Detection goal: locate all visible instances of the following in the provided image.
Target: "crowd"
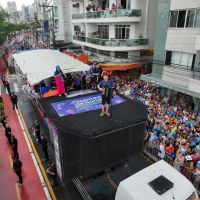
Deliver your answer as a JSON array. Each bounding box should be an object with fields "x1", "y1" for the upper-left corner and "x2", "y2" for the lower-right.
[
  {"x1": 86, "y1": 3, "x2": 118, "y2": 12},
  {"x1": 114, "y1": 76, "x2": 200, "y2": 178}
]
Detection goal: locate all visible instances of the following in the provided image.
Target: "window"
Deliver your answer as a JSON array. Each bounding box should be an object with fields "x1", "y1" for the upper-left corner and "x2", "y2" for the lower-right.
[
  {"x1": 165, "y1": 51, "x2": 196, "y2": 69},
  {"x1": 186, "y1": 10, "x2": 195, "y2": 27},
  {"x1": 177, "y1": 10, "x2": 186, "y2": 27},
  {"x1": 55, "y1": 19, "x2": 59, "y2": 29},
  {"x1": 115, "y1": 52, "x2": 128, "y2": 59},
  {"x1": 84, "y1": 47, "x2": 97, "y2": 53},
  {"x1": 194, "y1": 9, "x2": 200, "y2": 27},
  {"x1": 54, "y1": 6, "x2": 58, "y2": 17},
  {"x1": 98, "y1": 25, "x2": 109, "y2": 39},
  {"x1": 169, "y1": 9, "x2": 200, "y2": 28},
  {"x1": 99, "y1": 50, "x2": 110, "y2": 57},
  {"x1": 115, "y1": 25, "x2": 130, "y2": 39},
  {"x1": 169, "y1": 11, "x2": 178, "y2": 27},
  {"x1": 171, "y1": 52, "x2": 181, "y2": 65}
]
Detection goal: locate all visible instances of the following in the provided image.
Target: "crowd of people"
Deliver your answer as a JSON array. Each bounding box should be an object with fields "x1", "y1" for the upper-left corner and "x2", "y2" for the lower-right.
[
  {"x1": 86, "y1": 3, "x2": 118, "y2": 12},
  {"x1": 113, "y1": 75, "x2": 200, "y2": 179}
]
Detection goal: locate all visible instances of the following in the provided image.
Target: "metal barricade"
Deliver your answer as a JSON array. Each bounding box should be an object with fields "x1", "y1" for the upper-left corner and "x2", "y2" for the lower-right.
[{"x1": 144, "y1": 144, "x2": 200, "y2": 194}]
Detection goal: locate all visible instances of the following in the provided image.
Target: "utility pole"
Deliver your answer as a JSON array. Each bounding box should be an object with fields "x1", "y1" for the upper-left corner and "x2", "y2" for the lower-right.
[{"x1": 39, "y1": 3, "x2": 56, "y2": 48}]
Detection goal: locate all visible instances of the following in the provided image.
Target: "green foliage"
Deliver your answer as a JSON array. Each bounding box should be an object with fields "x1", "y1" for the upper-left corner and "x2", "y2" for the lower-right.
[{"x1": 0, "y1": 7, "x2": 31, "y2": 45}]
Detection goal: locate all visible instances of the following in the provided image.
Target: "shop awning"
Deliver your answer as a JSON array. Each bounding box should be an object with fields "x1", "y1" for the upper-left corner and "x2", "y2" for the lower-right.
[
  {"x1": 13, "y1": 49, "x2": 90, "y2": 85},
  {"x1": 100, "y1": 63, "x2": 142, "y2": 71}
]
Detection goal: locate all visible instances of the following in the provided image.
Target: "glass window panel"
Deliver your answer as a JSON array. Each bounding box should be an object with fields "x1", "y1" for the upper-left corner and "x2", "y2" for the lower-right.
[
  {"x1": 115, "y1": 25, "x2": 130, "y2": 39},
  {"x1": 171, "y1": 52, "x2": 181, "y2": 65},
  {"x1": 186, "y1": 10, "x2": 195, "y2": 27},
  {"x1": 177, "y1": 10, "x2": 186, "y2": 27},
  {"x1": 170, "y1": 11, "x2": 178, "y2": 27},
  {"x1": 180, "y1": 53, "x2": 189, "y2": 67},
  {"x1": 188, "y1": 54, "x2": 193, "y2": 67},
  {"x1": 194, "y1": 9, "x2": 200, "y2": 27}
]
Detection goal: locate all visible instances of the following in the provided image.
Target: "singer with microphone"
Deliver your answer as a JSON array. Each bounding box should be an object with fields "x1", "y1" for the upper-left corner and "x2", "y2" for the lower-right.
[{"x1": 97, "y1": 73, "x2": 116, "y2": 117}]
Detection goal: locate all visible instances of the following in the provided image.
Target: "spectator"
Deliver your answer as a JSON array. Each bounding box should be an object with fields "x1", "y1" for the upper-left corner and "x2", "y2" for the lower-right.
[
  {"x1": 111, "y1": 3, "x2": 117, "y2": 10},
  {"x1": 11, "y1": 135, "x2": 19, "y2": 159},
  {"x1": 41, "y1": 135, "x2": 49, "y2": 161},
  {"x1": 5, "y1": 123, "x2": 12, "y2": 145},
  {"x1": 13, "y1": 158, "x2": 23, "y2": 186},
  {"x1": 46, "y1": 161, "x2": 57, "y2": 186},
  {"x1": 0, "y1": 112, "x2": 6, "y2": 128},
  {"x1": 5, "y1": 81, "x2": 11, "y2": 96},
  {"x1": 1, "y1": 75, "x2": 6, "y2": 88},
  {"x1": 33, "y1": 120, "x2": 41, "y2": 143},
  {"x1": 10, "y1": 92, "x2": 18, "y2": 110}
]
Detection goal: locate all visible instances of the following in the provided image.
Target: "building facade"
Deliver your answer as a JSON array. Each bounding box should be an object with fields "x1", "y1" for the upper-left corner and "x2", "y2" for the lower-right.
[
  {"x1": 142, "y1": 0, "x2": 200, "y2": 112},
  {"x1": 53, "y1": 0, "x2": 72, "y2": 42},
  {"x1": 71, "y1": 0, "x2": 158, "y2": 64},
  {"x1": 7, "y1": 1, "x2": 18, "y2": 23}
]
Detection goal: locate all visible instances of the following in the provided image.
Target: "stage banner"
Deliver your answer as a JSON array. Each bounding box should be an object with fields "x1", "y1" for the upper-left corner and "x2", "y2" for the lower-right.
[{"x1": 51, "y1": 94, "x2": 126, "y2": 117}]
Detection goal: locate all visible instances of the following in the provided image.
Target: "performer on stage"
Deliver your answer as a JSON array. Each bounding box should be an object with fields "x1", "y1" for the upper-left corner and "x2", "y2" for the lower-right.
[
  {"x1": 94, "y1": 63, "x2": 103, "y2": 88},
  {"x1": 97, "y1": 73, "x2": 116, "y2": 117},
  {"x1": 54, "y1": 65, "x2": 67, "y2": 97},
  {"x1": 89, "y1": 61, "x2": 97, "y2": 89}
]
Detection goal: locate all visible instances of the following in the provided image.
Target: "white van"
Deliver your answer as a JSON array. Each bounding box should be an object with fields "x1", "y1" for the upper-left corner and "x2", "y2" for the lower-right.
[{"x1": 115, "y1": 160, "x2": 198, "y2": 200}]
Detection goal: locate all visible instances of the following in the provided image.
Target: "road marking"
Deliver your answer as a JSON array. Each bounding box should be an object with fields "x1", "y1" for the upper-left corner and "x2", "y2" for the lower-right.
[
  {"x1": 15, "y1": 183, "x2": 22, "y2": 200},
  {"x1": 14, "y1": 83, "x2": 19, "y2": 92},
  {"x1": 17, "y1": 108, "x2": 57, "y2": 200}
]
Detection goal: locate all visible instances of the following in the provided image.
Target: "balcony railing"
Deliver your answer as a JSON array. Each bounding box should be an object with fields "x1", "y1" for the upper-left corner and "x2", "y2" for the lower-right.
[
  {"x1": 73, "y1": 35, "x2": 149, "y2": 47},
  {"x1": 73, "y1": 35, "x2": 86, "y2": 42},
  {"x1": 144, "y1": 145, "x2": 200, "y2": 193},
  {"x1": 72, "y1": 9, "x2": 141, "y2": 20}
]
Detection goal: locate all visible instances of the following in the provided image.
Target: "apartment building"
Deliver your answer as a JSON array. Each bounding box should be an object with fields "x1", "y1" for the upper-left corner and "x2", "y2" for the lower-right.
[
  {"x1": 53, "y1": 0, "x2": 72, "y2": 42},
  {"x1": 142, "y1": 0, "x2": 200, "y2": 111},
  {"x1": 71, "y1": 0, "x2": 158, "y2": 68}
]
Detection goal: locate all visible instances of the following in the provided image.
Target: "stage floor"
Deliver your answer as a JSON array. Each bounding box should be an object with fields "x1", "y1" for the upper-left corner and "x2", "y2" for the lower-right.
[{"x1": 39, "y1": 92, "x2": 147, "y2": 138}]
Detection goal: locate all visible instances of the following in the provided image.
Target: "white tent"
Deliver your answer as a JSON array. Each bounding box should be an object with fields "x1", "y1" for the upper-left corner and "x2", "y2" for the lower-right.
[{"x1": 12, "y1": 49, "x2": 90, "y2": 85}]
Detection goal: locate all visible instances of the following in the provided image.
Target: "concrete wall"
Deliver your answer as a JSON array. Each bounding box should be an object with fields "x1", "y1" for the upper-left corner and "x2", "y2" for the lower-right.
[
  {"x1": 134, "y1": 0, "x2": 147, "y2": 39},
  {"x1": 162, "y1": 66, "x2": 193, "y2": 87},
  {"x1": 54, "y1": 0, "x2": 72, "y2": 42},
  {"x1": 166, "y1": 29, "x2": 200, "y2": 54},
  {"x1": 195, "y1": 35, "x2": 200, "y2": 51},
  {"x1": 86, "y1": 24, "x2": 98, "y2": 37},
  {"x1": 170, "y1": 0, "x2": 200, "y2": 10},
  {"x1": 146, "y1": 0, "x2": 159, "y2": 48},
  {"x1": 188, "y1": 78, "x2": 200, "y2": 93}
]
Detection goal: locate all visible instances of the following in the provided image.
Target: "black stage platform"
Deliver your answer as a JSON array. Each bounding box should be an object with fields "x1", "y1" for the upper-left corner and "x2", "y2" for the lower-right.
[{"x1": 39, "y1": 92, "x2": 147, "y2": 183}]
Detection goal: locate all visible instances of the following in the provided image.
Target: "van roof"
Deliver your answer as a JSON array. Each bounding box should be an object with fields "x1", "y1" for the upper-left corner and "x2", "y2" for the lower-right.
[{"x1": 118, "y1": 160, "x2": 196, "y2": 200}]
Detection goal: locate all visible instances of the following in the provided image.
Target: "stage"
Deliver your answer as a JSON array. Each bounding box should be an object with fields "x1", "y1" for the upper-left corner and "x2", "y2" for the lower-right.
[{"x1": 38, "y1": 91, "x2": 148, "y2": 183}]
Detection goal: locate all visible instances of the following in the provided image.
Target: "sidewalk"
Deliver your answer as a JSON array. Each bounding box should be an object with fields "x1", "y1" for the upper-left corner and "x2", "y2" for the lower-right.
[
  {"x1": 0, "y1": 125, "x2": 19, "y2": 200},
  {"x1": 1, "y1": 94, "x2": 48, "y2": 200}
]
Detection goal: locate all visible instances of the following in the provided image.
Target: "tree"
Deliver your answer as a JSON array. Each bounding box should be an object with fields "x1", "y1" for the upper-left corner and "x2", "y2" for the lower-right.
[{"x1": 0, "y1": 7, "x2": 31, "y2": 45}]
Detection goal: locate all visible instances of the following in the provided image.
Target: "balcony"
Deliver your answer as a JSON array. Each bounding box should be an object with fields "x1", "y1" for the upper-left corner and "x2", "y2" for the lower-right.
[
  {"x1": 72, "y1": 9, "x2": 141, "y2": 23},
  {"x1": 73, "y1": 35, "x2": 149, "y2": 51}
]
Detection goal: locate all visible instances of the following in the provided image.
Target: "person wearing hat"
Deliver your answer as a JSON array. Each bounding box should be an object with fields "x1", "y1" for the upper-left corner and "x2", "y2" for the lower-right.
[
  {"x1": 54, "y1": 65, "x2": 67, "y2": 97},
  {"x1": 81, "y1": 71, "x2": 87, "y2": 89},
  {"x1": 97, "y1": 73, "x2": 116, "y2": 117},
  {"x1": 89, "y1": 61, "x2": 97, "y2": 90}
]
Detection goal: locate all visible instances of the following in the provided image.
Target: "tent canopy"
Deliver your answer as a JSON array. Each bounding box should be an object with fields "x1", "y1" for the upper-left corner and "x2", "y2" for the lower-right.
[{"x1": 12, "y1": 49, "x2": 90, "y2": 85}]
